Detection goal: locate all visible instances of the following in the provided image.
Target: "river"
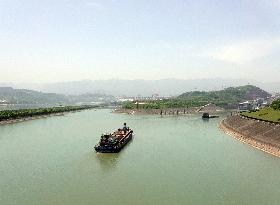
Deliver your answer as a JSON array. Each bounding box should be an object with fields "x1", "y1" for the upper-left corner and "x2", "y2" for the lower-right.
[{"x1": 0, "y1": 109, "x2": 280, "y2": 205}]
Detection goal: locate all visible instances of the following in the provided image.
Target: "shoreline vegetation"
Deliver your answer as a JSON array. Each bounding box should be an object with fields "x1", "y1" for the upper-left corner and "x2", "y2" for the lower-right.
[
  {"x1": 113, "y1": 107, "x2": 225, "y2": 115},
  {"x1": 114, "y1": 107, "x2": 200, "y2": 115},
  {"x1": 220, "y1": 115, "x2": 280, "y2": 158},
  {"x1": 114, "y1": 103, "x2": 225, "y2": 115},
  {"x1": 0, "y1": 105, "x2": 97, "y2": 125}
]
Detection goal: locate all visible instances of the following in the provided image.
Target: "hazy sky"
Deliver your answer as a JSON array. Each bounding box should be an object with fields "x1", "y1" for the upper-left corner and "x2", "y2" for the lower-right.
[{"x1": 0, "y1": 0, "x2": 279, "y2": 83}]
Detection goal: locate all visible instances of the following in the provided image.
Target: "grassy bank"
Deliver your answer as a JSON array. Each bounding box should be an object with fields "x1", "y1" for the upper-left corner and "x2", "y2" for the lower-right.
[
  {"x1": 0, "y1": 105, "x2": 97, "y2": 121},
  {"x1": 241, "y1": 108, "x2": 280, "y2": 124}
]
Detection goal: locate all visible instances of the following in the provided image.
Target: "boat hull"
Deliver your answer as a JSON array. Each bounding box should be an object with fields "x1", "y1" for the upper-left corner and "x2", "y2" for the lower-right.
[
  {"x1": 202, "y1": 115, "x2": 219, "y2": 119},
  {"x1": 94, "y1": 132, "x2": 133, "y2": 153}
]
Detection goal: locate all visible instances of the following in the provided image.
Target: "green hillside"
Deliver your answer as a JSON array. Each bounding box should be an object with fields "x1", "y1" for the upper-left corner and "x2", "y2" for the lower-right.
[
  {"x1": 177, "y1": 85, "x2": 270, "y2": 108},
  {"x1": 123, "y1": 85, "x2": 271, "y2": 109}
]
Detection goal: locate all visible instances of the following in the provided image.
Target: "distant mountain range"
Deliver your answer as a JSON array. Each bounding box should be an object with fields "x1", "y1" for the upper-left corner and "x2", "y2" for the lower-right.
[
  {"x1": 1, "y1": 78, "x2": 279, "y2": 97},
  {"x1": 0, "y1": 87, "x2": 115, "y2": 105},
  {"x1": 0, "y1": 82, "x2": 276, "y2": 106}
]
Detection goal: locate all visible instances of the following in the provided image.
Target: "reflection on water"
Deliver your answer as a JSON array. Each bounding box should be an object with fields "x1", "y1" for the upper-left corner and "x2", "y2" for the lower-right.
[
  {"x1": 202, "y1": 118, "x2": 209, "y2": 122},
  {"x1": 95, "y1": 153, "x2": 120, "y2": 171},
  {"x1": 94, "y1": 139, "x2": 133, "y2": 171}
]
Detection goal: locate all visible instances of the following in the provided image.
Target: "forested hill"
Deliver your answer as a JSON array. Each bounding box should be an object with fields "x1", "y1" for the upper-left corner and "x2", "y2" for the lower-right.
[
  {"x1": 178, "y1": 85, "x2": 271, "y2": 107},
  {"x1": 122, "y1": 85, "x2": 271, "y2": 109},
  {"x1": 0, "y1": 87, "x2": 115, "y2": 105}
]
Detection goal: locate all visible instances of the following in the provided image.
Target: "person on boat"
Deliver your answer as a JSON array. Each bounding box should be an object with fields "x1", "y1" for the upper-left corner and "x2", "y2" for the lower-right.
[{"x1": 123, "y1": 123, "x2": 128, "y2": 133}]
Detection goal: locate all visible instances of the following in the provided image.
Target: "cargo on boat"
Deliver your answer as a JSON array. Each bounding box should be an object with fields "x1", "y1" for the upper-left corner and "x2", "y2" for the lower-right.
[{"x1": 94, "y1": 123, "x2": 133, "y2": 153}]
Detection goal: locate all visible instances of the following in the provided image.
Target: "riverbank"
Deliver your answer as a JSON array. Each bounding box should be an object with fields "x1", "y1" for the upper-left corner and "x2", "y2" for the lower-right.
[
  {"x1": 114, "y1": 106, "x2": 225, "y2": 115},
  {"x1": 114, "y1": 107, "x2": 198, "y2": 115},
  {"x1": 0, "y1": 105, "x2": 97, "y2": 125},
  {"x1": 0, "y1": 113, "x2": 65, "y2": 125},
  {"x1": 220, "y1": 115, "x2": 280, "y2": 158}
]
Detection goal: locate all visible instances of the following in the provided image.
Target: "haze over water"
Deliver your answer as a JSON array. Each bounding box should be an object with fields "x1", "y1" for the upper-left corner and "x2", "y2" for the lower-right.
[{"x1": 0, "y1": 109, "x2": 280, "y2": 205}]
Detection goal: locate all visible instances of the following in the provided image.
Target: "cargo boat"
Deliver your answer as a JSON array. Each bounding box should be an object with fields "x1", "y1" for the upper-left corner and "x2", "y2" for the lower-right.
[
  {"x1": 202, "y1": 112, "x2": 219, "y2": 119},
  {"x1": 94, "y1": 123, "x2": 133, "y2": 153}
]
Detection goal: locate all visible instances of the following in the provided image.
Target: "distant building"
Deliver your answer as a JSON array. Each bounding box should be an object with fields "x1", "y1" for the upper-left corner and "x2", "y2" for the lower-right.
[
  {"x1": 238, "y1": 101, "x2": 253, "y2": 111},
  {"x1": 0, "y1": 99, "x2": 8, "y2": 104}
]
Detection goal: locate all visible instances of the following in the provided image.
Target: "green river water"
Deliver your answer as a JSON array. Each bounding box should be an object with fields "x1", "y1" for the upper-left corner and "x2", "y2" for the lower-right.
[{"x1": 1, "y1": 109, "x2": 280, "y2": 205}]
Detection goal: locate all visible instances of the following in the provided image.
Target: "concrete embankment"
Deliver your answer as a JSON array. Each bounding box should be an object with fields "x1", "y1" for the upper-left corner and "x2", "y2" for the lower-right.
[{"x1": 220, "y1": 115, "x2": 280, "y2": 157}]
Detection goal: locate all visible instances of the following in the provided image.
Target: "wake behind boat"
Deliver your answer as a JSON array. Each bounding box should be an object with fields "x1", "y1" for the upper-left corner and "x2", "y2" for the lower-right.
[{"x1": 94, "y1": 123, "x2": 133, "y2": 153}]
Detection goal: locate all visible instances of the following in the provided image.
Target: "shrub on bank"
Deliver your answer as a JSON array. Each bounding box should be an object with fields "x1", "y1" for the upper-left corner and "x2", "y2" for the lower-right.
[{"x1": 271, "y1": 100, "x2": 280, "y2": 110}]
